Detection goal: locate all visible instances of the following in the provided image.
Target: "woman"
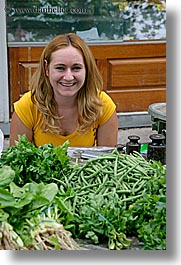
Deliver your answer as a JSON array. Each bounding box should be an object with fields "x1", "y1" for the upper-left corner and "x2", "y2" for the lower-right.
[{"x1": 10, "y1": 33, "x2": 118, "y2": 147}]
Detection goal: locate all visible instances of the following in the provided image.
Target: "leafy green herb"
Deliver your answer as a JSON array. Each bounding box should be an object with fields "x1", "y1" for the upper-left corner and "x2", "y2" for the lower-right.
[
  {"x1": 0, "y1": 135, "x2": 71, "y2": 186},
  {"x1": 124, "y1": 160, "x2": 166, "y2": 249}
]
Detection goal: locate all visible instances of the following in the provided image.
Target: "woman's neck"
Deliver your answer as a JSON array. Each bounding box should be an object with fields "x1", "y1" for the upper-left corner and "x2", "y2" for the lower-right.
[{"x1": 55, "y1": 94, "x2": 78, "y2": 110}]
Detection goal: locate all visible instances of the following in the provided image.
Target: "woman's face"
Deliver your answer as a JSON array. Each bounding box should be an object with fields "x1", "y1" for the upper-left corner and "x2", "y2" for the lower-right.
[{"x1": 45, "y1": 46, "x2": 86, "y2": 98}]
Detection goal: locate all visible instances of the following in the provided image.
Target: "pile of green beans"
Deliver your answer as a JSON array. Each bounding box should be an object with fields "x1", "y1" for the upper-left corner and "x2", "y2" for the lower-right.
[
  {"x1": 55, "y1": 150, "x2": 156, "y2": 210},
  {"x1": 53, "y1": 150, "x2": 161, "y2": 249}
]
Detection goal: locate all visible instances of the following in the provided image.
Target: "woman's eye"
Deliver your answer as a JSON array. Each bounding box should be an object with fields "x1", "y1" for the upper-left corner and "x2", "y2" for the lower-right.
[
  {"x1": 72, "y1": 66, "x2": 81, "y2": 71},
  {"x1": 56, "y1": 67, "x2": 65, "y2": 71}
]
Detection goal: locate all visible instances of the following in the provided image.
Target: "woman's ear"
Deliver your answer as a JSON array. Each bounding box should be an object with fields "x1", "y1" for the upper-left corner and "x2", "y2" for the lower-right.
[{"x1": 44, "y1": 60, "x2": 49, "y2": 77}]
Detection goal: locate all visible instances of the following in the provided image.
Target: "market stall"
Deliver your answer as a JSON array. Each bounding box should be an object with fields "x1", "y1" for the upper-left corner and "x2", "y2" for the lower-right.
[{"x1": 0, "y1": 136, "x2": 166, "y2": 250}]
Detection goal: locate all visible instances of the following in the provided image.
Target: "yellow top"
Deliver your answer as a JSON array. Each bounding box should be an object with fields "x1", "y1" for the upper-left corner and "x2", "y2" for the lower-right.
[{"x1": 14, "y1": 91, "x2": 116, "y2": 147}]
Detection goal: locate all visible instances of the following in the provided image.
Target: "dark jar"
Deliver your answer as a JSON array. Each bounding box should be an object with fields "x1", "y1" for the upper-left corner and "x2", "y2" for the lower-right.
[
  {"x1": 115, "y1": 144, "x2": 125, "y2": 154},
  {"x1": 126, "y1": 135, "x2": 141, "y2": 154},
  {"x1": 147, "y1": 134, "x2": 166, "y2": 164}
]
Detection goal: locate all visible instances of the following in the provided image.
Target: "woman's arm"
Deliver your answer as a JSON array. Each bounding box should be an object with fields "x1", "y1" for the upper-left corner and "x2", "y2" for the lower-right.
[
  {"x1": 96, "y1": 110, "x2": 118, "y2": 147},
  {"x1": 10, "y1": 112, "x2": 33, "y2": 146}
]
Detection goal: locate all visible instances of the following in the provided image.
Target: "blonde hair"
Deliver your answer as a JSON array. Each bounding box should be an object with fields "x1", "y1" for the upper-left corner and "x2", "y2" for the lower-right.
[{"x1": 30, "y1": 33, "x2": 103, "y2": 134}]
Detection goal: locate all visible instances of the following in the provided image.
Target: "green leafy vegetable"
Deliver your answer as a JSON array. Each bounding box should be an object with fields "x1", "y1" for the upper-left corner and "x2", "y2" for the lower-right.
[
  {"x1": 124, "y1": 160, "x2": 166, "y2": 250},
  {"x1": 0, "y1": 165, "x2": 15, "y2": 187},
  {"x1": 0, "y1": 135, "x2": 71, "y2": 186}
]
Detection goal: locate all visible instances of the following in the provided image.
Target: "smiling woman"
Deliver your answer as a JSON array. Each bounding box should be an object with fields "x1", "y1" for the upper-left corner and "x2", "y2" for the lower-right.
[{"x1": 10, "y1": 33, "x2": 118, "y2": 147}]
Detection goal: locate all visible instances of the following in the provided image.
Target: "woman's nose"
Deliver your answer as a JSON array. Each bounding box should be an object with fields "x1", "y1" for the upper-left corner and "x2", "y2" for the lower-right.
[{"x1": 63, "y1": 69, "x2": 74, "y2": 80}]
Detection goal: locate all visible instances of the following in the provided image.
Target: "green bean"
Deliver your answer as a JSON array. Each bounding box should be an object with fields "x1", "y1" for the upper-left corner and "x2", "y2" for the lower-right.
[
  {"x1": 96, "y1": 176, "x2": 103, "y2": 185},
  {"x1": 59, "y1": 184, "x2": 65, "y2": 194},
  {"x1": 131, "y1": 179, "x2": 141, "y2": 194},
  {"x1": 91, "y1": 164, "x2": 101, "y2": 171},
  {"x1": 82, "y1": 164, "x2": 108, "y2": 179},
  {"x1": 101, "y1": 169, "x2": 115, "y2": 174},
  {"x1": 127, "y1": 176, "x2": 140, "y2": 182},
  {"x1": 102, "y1": 187, "x2": 110, "y2": 196},
  {"x1": 117, "y1": 160, "x2": 129, "y2": 168},
  {"x1": 84, "y1": 168, "x2": 95, "y2": 174},
  {"x1": 78, "y1": 183, "x2": 99, "y2": 192},
  {"x1": 114, "y1": 156, "x2": 118, "y2": 177},
  {"x1": 122, "y1": 181, "x2": 131, "y2": 191},
  {"x1": 77, "y1": 174, "x2": 83, "y2": 185},
  {"x1": 116, "y1": 168, "x2": 130, "y2": 178},
  {"x1": 134, "y1": 180, "x2": 146, "y2": 193},
  {"x1": 52, "y1": 177, "x2": 67, "y2": 188},
  {"x1": 95, "y1": 174, "x2": 108, "y2": 194},
  {"x1": 117, "y1": 189, "x2": 131, "y2": 194},
  {"x1": 75, "y1": 190, "x2": 90, "y2": 197},
  {"x1": 119, "y1": 194, "x2": 143, "y2": 204},
  {"x1": 117, "y1": 162, "x2": 141, "y2": 182},
  {"x1": 67, "y1": 170, "x2": 77, "y2": 181},
  {"x1": 79, "y1": 170, "x2": 89, "y2": 185}
]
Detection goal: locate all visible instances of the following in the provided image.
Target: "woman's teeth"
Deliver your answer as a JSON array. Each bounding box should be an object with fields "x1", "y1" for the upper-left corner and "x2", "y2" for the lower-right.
[{"x1": 61, "y1": 83, "x2": 75, "y2": 87}]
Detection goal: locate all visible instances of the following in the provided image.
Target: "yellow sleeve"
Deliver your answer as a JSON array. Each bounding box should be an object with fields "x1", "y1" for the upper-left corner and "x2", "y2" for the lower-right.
[
  {"x1": 13, "y1": 91, "x2": 38, "y2": 129},
  {"x1": 98, "y1": 91, "x2": 116, "y2": 126}
]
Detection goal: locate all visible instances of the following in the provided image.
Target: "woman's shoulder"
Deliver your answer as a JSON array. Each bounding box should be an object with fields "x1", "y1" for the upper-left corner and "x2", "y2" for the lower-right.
[
  {"x1": 16, "y1": 91, "x2": 32, "y2": 102},
  {"x1": 14, "y1": 91, "x2": 37, "y2": 113},
  {"x1": 14, "y1": 91, "x2": 34, "y2": 106},
  {"x1": 96, "y1": 90, "x2": 116, "y2": 125},
  {"x1": 13, "y1": 91, "x2": 40, "y2": 129},
  {"x1": 20, "y1": 91, "x2": 32, "y2": 100},
  {"x1": 99, "y1": 90, "x2": 115, "y2": 105},
  {"x1": 99, "y1": 90, "x2": 107, "y2": 99}
]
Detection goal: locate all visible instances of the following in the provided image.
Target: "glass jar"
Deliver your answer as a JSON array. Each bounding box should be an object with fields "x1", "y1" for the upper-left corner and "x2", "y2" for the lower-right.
[
  {"x1": 147, "y1": 134, "x2": 166, "y2": 164},
  {"x1": 126, "y1": 135, "x2": 141, "y2": 154}
]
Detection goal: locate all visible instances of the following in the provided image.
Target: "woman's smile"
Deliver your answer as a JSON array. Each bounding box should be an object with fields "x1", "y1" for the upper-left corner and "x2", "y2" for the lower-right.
[{"x1": 59, "y1": 81, "x2": 77, "y2": 87}]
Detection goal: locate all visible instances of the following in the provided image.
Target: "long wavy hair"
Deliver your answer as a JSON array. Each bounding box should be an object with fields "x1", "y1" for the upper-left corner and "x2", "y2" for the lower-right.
[{"x1": 30, "y1": 33, "x2": 103, "y2": 134}]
